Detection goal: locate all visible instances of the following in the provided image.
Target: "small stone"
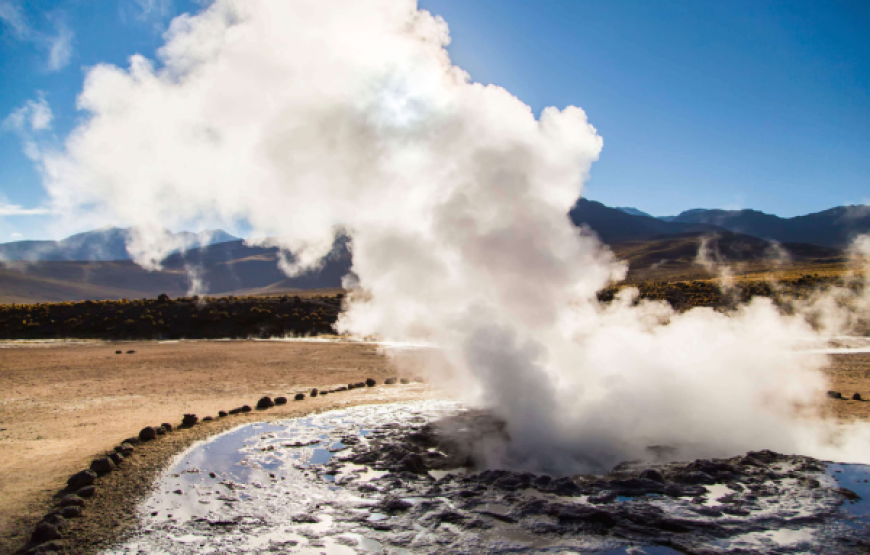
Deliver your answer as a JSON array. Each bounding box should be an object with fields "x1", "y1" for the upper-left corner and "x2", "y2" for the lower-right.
[
  {"x1": 257, "y1": 396, "x2": 275, "y2": 409},
  {"x1": 59, "y1": 506, "x2": 81, "y2": 518},
  {"x1": 399, "y1": 378, "x2": 409, "y2": 384},
  {"x1": 854, "y1": 393, "x2": 863, "y2": 401},
  {"x1": 355, "y1": 382, "x2": 366, "y2": 388},
  {"x1": 108, "y1": 452, "x2": 123, "y2": 465},
  {"x1": 76, "y1": 486, "x2": 95, "y2": 499},
  {"x1": 241, "y1": 405, "x2": 251, "y2": 413},
  {"x1": 828, "y1": 390, "x2": 843, "y2": 399},
  {"x1": 31, "y1": 522, "x2": 61, "y2": 543},
  {"x1": 126, "y1": 350, "x2": 135, "y2": 354},
  {"x1": 294, "y1": 393, "x2": 305, "y2": 401},
  {"x1": 182, "y1": 414, "x2": 198, "y2": 427},
  {"x1": 155, "y1": 426, "x2": 166, "y2": 436},
  {"x1": 310, "y1": 388, "x2": 319, "y2": 397},
  {"x1": 40, "y1": 513, "x2": 67, "y2": 529},
  {"x1": 139, "y1": 426, "x2": 157, "y2": 441},
  {"x1": 347, "y1": 383, "x2": 355, "y2": 390},
  {"x1": 115, "y1": 350, "x2": 122, "y2": 355},
  {"x1": 66, "y1": 470, "x2": 96, "y2": 490},
  {"x1": 161, "y1": 423, "x2": 173, "y2": 432},
  {"x1": 59, "y1": 495, "x2": 85, "y2": 508},
  {"x1": 384, "y1": 377, "x2": 398, "y2": 385},
  {"x1": 90, "y1": 457, "x2": 115, "y2": 474},
  {"x1": 123, "y1": 436, "x2": 140, "y2": 445},
  {"x1": 275, "y1": 397, "x2": 287, "y2": 405},
  {"x1": 117, "y1": 442, "x2": 134, "y2": 456},
  {"x1": 28, "y1": 539, "x2": 65, "y2": 554},
  {"x1": 203, "y1": 416, "x2": 213, "y2": 421},
  {"x1": 218, "y1": 411, "x2": 228, "y2": 417},
  {"x1": 365, "y1": 378, "x2": 376, "y2": 387}
]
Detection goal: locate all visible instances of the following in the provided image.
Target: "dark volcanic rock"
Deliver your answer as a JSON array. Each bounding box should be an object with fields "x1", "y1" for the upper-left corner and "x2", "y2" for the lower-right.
[
  {"x1": 90, "y1": 457, "x2": 115, "y2": 474},
  {"x1": 161, "y1": 423, "x2": 173, "y2": 432},
  {"x1": 275, "y1": 396, "x2": 287, "y2": 405},
  {"x1": 66, "y1": 470, "x2": 96, "y2": 490},
  {"x1": 854, "y1": 393, "x2": 863, "y2": 401},
  {"x1": 203, "y1": 416, "x2": 214, "y2": 421},
  {"x1": 182, "y1": 414, "x2": 199, "y2": 427},
  {"x1": 59, "y1": 505, "x2": 81, "y2": 518},
  {"x1": 294, "y1": 393, "x2": 305, "y2": 401},
  {"x1": 400, "y1": 378, "x2": 410, "y2": 384},
  {"x1": 588, "y1": 490, "x2": 617, "y2": 504},
  {"x1": 257, "y1": 396, "x2": 275, "y2": 409},
  {"x1": 639, "y1": 468, "x2": 665, "y2": 483},
  {"x1": 116, "y1": 442, "x2": 134, "y2": 456},
  {"x1": 76, "y1": 485, "x2": 95, "y2": 499},
  {"x1": 310, "y1": 388, "x2": 319, "y2": 397},
  {"x1": 31, "y1": 522, "x2": 62, "y2": 543},
  {"x1": 828, "y1": 390, "x2": 843, "y2": 399},
  {"x1": 40, "y1": 513, "x2": 67, "y2": 529},
  {"x1": 139, "y1": 426, "x2": 157, "y2": 441},
  {"x1": 219, "y1": 410, "x2": 229, "y2": 417},
  {"x1": 379, "y1": 496, "x2": 413, "y2": 513},
  {"x1": 538, "y1": 476, "x2": 583, "y2": 496},
  {"x1": 155, "y1": 425, "x2": 166, "y2": 436},
  {"x1": 365, "y1": 378, "x2": 376, "y2": 387},
  {"x1": 59, "y1": 495, "x2": 85, "y2": 508},
  {"x1": 384, "y1": 377, "x2": 398, "y2": 385},
  {"x1": 108, "y1": 452, "x2": 123, "y2": 465},
  {"x1": 241, "y1": 405, "x2": 251, "y2": 413}
]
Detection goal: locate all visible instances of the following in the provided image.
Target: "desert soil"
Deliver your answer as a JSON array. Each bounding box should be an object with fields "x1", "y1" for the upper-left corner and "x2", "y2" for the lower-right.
[
  {"x1": 0, "y1": 340, "x2": 434, "y2": 554},
  {"x1": 1, "y1": 342, "x2": 869, "y2": 554}
]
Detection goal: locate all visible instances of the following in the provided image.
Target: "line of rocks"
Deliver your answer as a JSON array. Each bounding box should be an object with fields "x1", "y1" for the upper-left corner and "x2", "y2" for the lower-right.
[
  {"x1": 828, "y1": 390, "x2": 866, "y2": 401},
  {"x1": 17, "y1": 375, "x2": 412, "y2": 554}
]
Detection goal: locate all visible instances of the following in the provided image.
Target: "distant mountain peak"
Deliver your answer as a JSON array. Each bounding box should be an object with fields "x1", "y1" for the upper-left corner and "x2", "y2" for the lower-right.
[{"x1": 615, "y1": 207, "x2": 655, "y2": 219}]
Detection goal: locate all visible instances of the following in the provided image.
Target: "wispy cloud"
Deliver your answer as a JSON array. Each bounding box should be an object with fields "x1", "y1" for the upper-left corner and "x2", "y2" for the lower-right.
[
  {"x1": 134, "y1": 0, "x2": 173, "y2": 19},
  {"x1": 0, "y1": 1, "x2": 75, "y2": 71},
  {"x1": 10, "y1": 232, "x2": 23, "y2": 239},
  {"x1": 3, "y1": 93, "x2": 53, "y2": 161},
  {"x1": 0, "y1": 203, "x2": 54, "y2": 216}
]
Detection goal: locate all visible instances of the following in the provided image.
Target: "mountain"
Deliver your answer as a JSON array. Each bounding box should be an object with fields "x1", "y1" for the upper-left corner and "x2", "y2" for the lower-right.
[
  {"x1": 615, "y1": 207, "x2": 655, "y2": 219},
  {"x1": 0, "y1": 227, "x2": 239, "y2": 262},
  {"x1": 568, "y1": 199, "x2": 722, "y2": 243},
  {"x1": 665, "y1": 205, "x2": 870, "y2": 247}
]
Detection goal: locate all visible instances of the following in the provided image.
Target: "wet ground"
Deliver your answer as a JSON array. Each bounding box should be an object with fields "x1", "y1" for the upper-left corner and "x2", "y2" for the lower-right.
[{"x1": 105, "y1": 401, "x2": 870, "y2": 554}]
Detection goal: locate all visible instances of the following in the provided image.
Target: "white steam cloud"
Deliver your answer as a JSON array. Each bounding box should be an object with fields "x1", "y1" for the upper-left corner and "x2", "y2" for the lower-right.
[{"x1": 34, "y1": 0, "x2": 870, "y2": 473}]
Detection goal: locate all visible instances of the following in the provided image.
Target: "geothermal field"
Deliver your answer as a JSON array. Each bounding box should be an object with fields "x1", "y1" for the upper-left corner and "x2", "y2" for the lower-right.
[{"x1": 2, "y1": 0, "x2": 869, "y2": 554}]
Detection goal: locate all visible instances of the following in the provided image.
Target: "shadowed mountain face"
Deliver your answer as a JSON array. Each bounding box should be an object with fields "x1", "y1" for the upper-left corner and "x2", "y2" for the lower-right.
[
  {"x1": 665, "y1": 206, "x2": 870, "y2": 247},
  {"x1": 0, "y1": 228, "x2": 238, "y2": 262},
  {"x1": 569, "y1": 199, "x2": 722, "y2": 242}
]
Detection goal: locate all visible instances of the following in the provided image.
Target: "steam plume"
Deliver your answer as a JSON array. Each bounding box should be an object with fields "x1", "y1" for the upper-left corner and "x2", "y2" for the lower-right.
[{"x1": 34, "y1": 0, "x2": 870, "y2": 473}]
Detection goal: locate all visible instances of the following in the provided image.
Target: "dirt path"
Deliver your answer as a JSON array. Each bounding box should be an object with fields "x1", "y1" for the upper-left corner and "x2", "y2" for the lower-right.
[{"x1": 0, "y1": 340, "x2": 433, "y2": 554}]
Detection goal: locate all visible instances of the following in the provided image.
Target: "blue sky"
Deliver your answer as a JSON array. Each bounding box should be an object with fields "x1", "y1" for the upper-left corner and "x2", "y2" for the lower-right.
[{"x1": 0, "y1": 0, "x2": 868, "y2": 241}]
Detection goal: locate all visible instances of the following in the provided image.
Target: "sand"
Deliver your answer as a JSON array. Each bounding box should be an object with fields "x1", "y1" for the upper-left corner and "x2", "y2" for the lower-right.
[
  {"x1": 0, "y1": 339, "x2": 433, "y2": 554},
  {"x1": 1, "y1": 341, "x2": 869, "y2": 554}
]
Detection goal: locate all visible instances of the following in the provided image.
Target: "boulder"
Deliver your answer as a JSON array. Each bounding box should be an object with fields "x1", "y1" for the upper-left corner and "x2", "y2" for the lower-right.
[
  {"x1": 161, "y1": 423, "x2": 173, "y2": 432},
  {"x1": 241, "y1": 405, "x2": 252, "y2": 413},
  {"x1": 59, "y1": 506, "x2": 81, "y2": 519},
  {"x1": 257, "y1": 396, "x2": 275, "y2": 409},
  {"x1": 90, "y1": 457, "x2": 115, "y2": 474},
  {"x1": 116, "y1": 443, "x2": 134, "y2": 456},
  {"x1": 384, "y1": 377, "x2": 398, "y2": 385},
  {"x1": 30, "y1": 523, "x2": 61, "y2": 543},
  {"x1": 182, "y1": 414, "x2": 198, "y2": 427},
  {"x1": 365, "y1": 378, "x2": 376, "y2": 387},
  {"x1": 76, "y1": 486, "x2": 95, "y2": 499},
  {"x1": 40, "y1": 513, "x2": 67, "y2": 529},
  {"x1": 355, "y1": 382, "x2": 366, "y2": 388},
  {"x1": 218, "y1": 410, "x2": 228, "y2": 417},
  {"x1": 854, "y1": 393, "x2": 863, "y2": 401},
  {"x1": 155, "y1": 426, "x2": 166, "y2": 436},
  {"x1": 310, "y1": 388, "x2": 319, "y2": 397},
  {"x1": 347, "y1": 383, "x2": 355, "y2": 390},
  {"x1": 275, "y1": 396, "x2": 287, "y2": 405},
  {"x1": 66, "y1": 470, "x2": 96, "y2": 490},
  {"x1": 139, "y1": 426, "x2": 157, "y2": 442},
  {"x1": 59, "y1": 495, "x2": 84, "y2": 508},
  {"x1": 108, "y1": 453, "x2": 123, "y2": 466},
  {"x1": 294, "y1": 393, "x2": 305, "y2": 401}
]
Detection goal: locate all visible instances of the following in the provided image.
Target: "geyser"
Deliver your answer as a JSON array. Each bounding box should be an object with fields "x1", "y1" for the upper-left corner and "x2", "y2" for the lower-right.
[{"x1": 31, "y1": 0, "x2": 870, "y2": 472}]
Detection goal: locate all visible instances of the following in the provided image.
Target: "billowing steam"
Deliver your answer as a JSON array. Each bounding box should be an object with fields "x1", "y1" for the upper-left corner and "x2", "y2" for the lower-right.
[{"x1": 33, "y1": 0, "x2": 870, "y2": 472}]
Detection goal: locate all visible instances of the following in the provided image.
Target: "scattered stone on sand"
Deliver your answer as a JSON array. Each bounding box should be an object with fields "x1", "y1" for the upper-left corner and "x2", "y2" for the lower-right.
[
  {"x1": 347, "y1": 383, "x2": 356, "y2": 390},
  {"x1": 126, "y1": 350, "x2": 135, "y2": 354},
  {"x1": 294, "y1": 393, "x2": 305, "y2": 401},
  {"x1": 384, "y1": 377, "x2": 398, "y2": 385},
  {"x1": 161, "y1": 423, "x2": 173, "y2": 432},
  {"x1": 218, "y1": 410, "x2": 228, "y2": 417},
  {"x1": 116, "y1": 442, "x2": 134, "y2": 457},
  {"x1": 139, "y1": 426, "x2": 157, "y2": 442},
  {"x1": 399, "y1": 378, "x2": 410, "y2": 384},
  {"x1": 39, "y1": 513, "x2": 66, "y2": 530},
  {"x1": 828, "y1": 390, "x2": 843, "y2": 399},
  {"x1": 115, "y1": 350, "x2": 122, "y2": 355},
  {"x1": 59, "y1": 495, "x2": 84, "y2": 508},
  {"x1": 89, "y1": 457, "x2": 115, "y2": 474},
  {"x1": 122, "y1": 436, "x2": 140, "y2": 445},
  {"x1": 204, "y1": 416, "x2": 214, "y2": 421},
  {"x1": 181, "y1": 414, "x2": 198, "y2": 427},
  {"x1": 75, "y1": 486, "x2": 95, "y2": 499},
  {"x1": 59, "y1": 506, "x2": 81, "y2": 519},
  {"x1": 26, "y1": 539, "x2": 65, "y2": 554},
  {"x1": 257, "y1": 396, "x2": 275, "y2": 409},
  {"x1": 275, "y1": 396, "x2": 287, "y2": 405},
  {"x1": 854, "y1": 393, "x2": 863, "y2": 401},
  {"x1": 108, "y1": 452, "x2": 123, "y2": 466},
  {"x1": 66, "y1": 470, "x2": 96, "y2": 490},
  {"x1": 310, "y1": 388, "x2": 319, "y2": 397},
  {"x1": 155, "y1": 426, "x2": 166, "y2": 436},
  {"x1": 30, "y1": 522, "x2": 61, "y2": 543},
  {"x1": 365, "y1": 378, "x2": 376, "y2": 387}
]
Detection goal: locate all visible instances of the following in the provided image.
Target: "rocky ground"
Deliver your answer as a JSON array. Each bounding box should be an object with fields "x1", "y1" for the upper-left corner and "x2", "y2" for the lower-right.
[{"x1": 0, "y1": 340, "x2": 434, "y2": 554}]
